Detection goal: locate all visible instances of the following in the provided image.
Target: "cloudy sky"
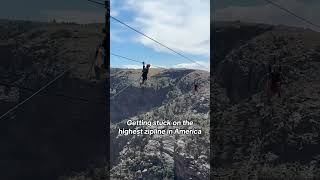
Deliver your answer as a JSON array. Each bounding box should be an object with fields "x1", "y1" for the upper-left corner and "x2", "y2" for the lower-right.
[
  {"x1": 2, "y1": 1, "x2": 318, "y2": 71},
  {"x1": 213, "y1": 0, "x2": 320, "y2": 32},
  {"x1": 110, "y1": 0, "x2": 210, "y2": 71},
  {"x1": 0, "y1": 0, "x2": 210, "y2": 71}
]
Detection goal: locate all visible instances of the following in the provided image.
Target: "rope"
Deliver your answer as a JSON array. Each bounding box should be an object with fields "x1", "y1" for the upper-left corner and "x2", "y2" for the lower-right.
[{"x1": 0, "y1": 67, "x2": 72, "y2": 120}]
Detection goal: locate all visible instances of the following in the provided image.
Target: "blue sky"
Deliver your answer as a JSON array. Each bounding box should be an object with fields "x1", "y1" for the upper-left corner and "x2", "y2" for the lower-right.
[
  {"x1": 1, "y1": 0, "x2": 318, "y2": 71},
  {"x1": 110, "y1": 0, "x2": 210, "y2": 71},
  {"x1": 0, "y1": 0, "x2": 210, "y2": 71}
]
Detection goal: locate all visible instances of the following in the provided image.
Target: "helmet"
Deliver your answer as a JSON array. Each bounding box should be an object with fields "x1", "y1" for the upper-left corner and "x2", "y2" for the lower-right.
[{"x1": 147, "y1": 64, "x2": 151, "y2": 68}]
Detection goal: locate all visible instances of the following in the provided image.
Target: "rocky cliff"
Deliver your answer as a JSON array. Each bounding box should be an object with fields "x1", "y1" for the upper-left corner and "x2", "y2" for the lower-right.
[
  {"x1": 0, "y1": 20, "x2": 107, "y2": 180},
  {"x1": 110, "y1": 68, "x2": 210, "y2": 180},
  {"x1": 212, "y1": 21, "x2": 320, "y2": 179}
]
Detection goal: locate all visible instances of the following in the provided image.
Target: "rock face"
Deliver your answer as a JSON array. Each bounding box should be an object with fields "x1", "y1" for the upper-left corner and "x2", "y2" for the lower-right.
[
  {"x1": 4, "y1": 18, "x2": 320, "y2": 180},
  {"x1": 212, "y1": 22, "x2": 320, "y2": 179},
  {"x1": 0, "y1": 20, "x2": 107, "y2": 180},
  {"x1": 212, "y1": 21, "x2": 273, "y2": 68},
  {"x1": 110, "y1": 68, "x2": 210, "y2": 179}
]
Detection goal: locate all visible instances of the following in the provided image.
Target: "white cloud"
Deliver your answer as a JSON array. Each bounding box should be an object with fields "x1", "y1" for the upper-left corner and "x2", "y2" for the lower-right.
[
  {"x1": 152, "y1": 65, "x2": 167, "y2": 69},
  {"x1": 111, "y1": 10, "x2": 118, "y2": 17},
  {"x1": 214, "y1": 0, "x2": 320, "y2": 32},
  {"x1": 122, "y1": 62, "x2": 210, "y2": 71},
  {"x1": 110, "y1": 30, "x2": 123, "y2": 42},
  {"x1": 122, "y1": 64, "x2": 141, "y2": 69},
  {"x1": 122, "y1": 0, "x2": 210, "y2": 57},
  {"x1": 110, "y1": 0, "x2": 119, "y2": 17},
  {"x1": 121, "y1": 64, "x2": 166, "y2": 69},
  {"x1": 174, "y1": 60, "x2": 210, "y2": 71}
]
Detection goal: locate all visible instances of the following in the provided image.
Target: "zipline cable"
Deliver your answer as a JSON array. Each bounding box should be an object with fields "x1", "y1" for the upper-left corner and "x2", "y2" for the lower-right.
[
  {"x1": 109, "y1": 16, "x2": 208, "y2": 69},
  {"x1": 110, "y1": 77, "x2": 141, "y2": 100},
  {"x1": 0, "y1": 1, "x2": 109, "y2": 120},
  {"x1": 0, "y1": 81, "x2": 106, "y2": 105},
  {"x1": 88, "y1": 0, "x2": 309, "y2": 130},
  {"x1": 263, "y1": 0, "x2": 320, "y2": 30},
  {"x1": 110, "y1": 67, "x2": 166, "y2": 100},
  {"x1": 86, "y1": 0, "x2": 208, "y2": 70},
  {"x1": 111, "y1": 53, "x2": 141, "y2": 63},
  {"x1": 111, "y1": 53, "x2": 164, "y2": 69},
  {"x1": 87, "y1": 0, "x2": 105, "y2": 6},
  {"x1": 0, "y1": 67, "x2": 72, "y2": 120},
  {"x1": 110, "y1": 52, "x2": 167, "y2": 99}
]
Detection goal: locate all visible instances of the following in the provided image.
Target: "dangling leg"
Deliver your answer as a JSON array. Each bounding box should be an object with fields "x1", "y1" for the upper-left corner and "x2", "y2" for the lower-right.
[
  {"x1": 278, "y1": 84, "x2": 281, "y2": 98},
  {"x1": 94, "y1": 65, "x2": 100, "y2": 80},
  {"x1": 141, "y1": 75, "x2": 147, "y2": 87},
  {"x1": 267, "y1": 82, "x2": 273, "y2": 104}
]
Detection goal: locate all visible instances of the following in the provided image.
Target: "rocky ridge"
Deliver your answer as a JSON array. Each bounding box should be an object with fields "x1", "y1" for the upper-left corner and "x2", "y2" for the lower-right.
[
  {"x1": 110, "y1": 68, "x2": 210, "y2": 180},
  {"x1": 212, "y1": 21, "x2": 320, "y2": 179}
]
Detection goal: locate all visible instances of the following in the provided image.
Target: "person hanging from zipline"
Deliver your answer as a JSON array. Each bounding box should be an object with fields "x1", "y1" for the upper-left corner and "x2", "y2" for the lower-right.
[
  {"x1": 268, "y1": 64, "x2": 282, "y2": 98},
  {"x1": 140, "y1": 62, "x2": 151, "y2": 86},
  {"x1": 193, "y1": 74, "x2": 200, "y2": 93},
  {"x1": 93, "y1": 42, "x2": 104, "y2": 80},
  {"x1": 194, "y1": 83, "x2": 199, "y2": 92}
]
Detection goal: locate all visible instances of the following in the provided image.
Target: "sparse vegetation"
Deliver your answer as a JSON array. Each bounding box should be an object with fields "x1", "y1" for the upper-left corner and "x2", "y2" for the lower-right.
[
  {"x1": 212, "y1": 21, "x2": 320, "y2": 179},
  {"x1": 110, "y1": 68, "x2": 210, "y2": 179}
]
